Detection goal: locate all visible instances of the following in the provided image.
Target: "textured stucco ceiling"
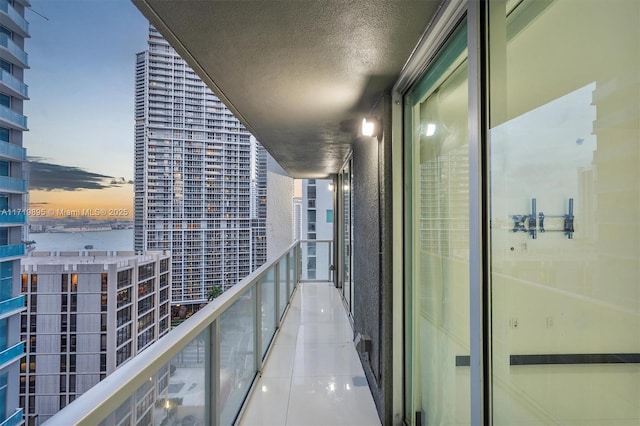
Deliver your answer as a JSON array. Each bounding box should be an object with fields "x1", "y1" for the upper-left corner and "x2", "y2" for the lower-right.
[{"x1": 132, "y1": 0, "x2": 441, "y2": 178}]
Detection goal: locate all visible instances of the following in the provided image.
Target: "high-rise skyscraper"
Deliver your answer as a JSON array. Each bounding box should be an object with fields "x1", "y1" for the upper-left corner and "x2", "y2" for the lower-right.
[
  {"x1": 0, "y1": 1, "x2": 29, "y2": 424},
  {"x1": 134, "y1": 26, "x2": 266, "y2": 309}
]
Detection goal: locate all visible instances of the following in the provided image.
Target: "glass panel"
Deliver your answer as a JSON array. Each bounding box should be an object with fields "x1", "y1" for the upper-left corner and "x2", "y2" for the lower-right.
[
  {"x1": 342, "y1": 161, "x2": 354, "y2": 313},
  {"x1": 289, "y1": 249, "x2": 296, "y2": 298},
  {"x1": 278, "y1": 259, "x2": 287, "y2": 320},
  {"x1": 220, "y1": 287, "x2": 256, "y2": 425},
  {"x1": 260, "y1": 269, "x2": 276, "y2": 358},
  {"x1": 489, "y1": 1, "x2": 640, "y2": 424},
  {"x1": 405, "y1": 20, "x2": 469, "y2": 424},
  {"x1": 164, "y1": 331, "x2": 206, "y2": 425}
]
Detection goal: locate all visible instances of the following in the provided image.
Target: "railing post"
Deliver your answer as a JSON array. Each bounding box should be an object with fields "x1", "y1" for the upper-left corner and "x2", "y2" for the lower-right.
[
  {"x1": 296, "y1": 243, "x2": 301, "y2": 284},
  {"x1": 206, "y1": 318, "x2": 220, "y2": 426},
  {"x1": 286, "y1": 252, "x2": 291, "y2": 301},
  {"x1": 255, "y1": 280, "x2": 263, "y2": 373},
  {"x1": 274, "y1": 262, "x2": 280, "y2": 327},
  {"x1": 327, "y1": 241, "x2": 332, "y2": 282}
]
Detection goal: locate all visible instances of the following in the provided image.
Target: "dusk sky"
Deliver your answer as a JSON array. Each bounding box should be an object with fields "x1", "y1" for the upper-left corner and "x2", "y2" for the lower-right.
[{"x1": 24, "y1": 0, "x2": 148, "y2": 218}]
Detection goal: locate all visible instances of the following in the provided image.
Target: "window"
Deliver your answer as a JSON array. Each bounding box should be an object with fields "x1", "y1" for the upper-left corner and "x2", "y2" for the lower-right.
[
  {"x1": 326, "y1": 209, "x2": 334, "y2": 223},
  {"x1": 0, "y1": 59, "x2": 11, "y2": 73},
  {"x1": 70, "y1": 314, "x2": 76, "y2": 332},
  {"x1": 307, "y1": 185, "x2": 316, "y2": 199},
  {"x1": 71, "y1": 274, "x2": 78, "y2": 292},
  {"x1": 101, "y1": 273, "x2": 108, "y2": 292}
]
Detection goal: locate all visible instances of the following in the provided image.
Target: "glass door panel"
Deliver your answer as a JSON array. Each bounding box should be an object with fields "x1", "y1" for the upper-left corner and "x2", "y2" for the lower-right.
[
  {"x1": 405, "y1": 20, "x2": 469, "y2": 425},
  {"x1": 342, "y1": 160, "x2": 354, "y2": 317},
  {"x1": 489, "y1": 1, "x2": 640, "y2": 424}
]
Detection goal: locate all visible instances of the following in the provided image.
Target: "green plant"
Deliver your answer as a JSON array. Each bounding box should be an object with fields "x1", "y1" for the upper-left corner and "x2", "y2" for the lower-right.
[{"x1": 207, "y1": 285, "x2": 223, "y2": 301}]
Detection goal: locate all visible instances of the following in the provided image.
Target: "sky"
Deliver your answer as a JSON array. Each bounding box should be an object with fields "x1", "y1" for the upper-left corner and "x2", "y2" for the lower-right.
[{"x1": 24, "y1": 0, "x2": 148, "y2": 218}]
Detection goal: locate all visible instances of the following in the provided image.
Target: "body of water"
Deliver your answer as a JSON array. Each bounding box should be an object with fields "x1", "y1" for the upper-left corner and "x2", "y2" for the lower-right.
[{"x1": 28, "y1": 229, "x2": 134, "y2": 252}]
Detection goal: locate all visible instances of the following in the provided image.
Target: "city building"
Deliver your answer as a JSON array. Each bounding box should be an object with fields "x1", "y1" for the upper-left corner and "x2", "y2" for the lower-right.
[
  {"x1": 47, "y1": 1, "x2": 640, "y2": 425},
  {"x1": 292, "y1": 196, "x2": 301, "y2": 241},
  {"x1": 20, "y1": 250, "x2": 170, "y2": 425},
  {"x1": 134, "y1": 26, "x2": 267, "y2": 309},
  {"x1": 0, "y1": 0, "x2": 30, "y2": 424},
  {"x1": 300, "y1": 179, "x2": 334, "y2": 281}
]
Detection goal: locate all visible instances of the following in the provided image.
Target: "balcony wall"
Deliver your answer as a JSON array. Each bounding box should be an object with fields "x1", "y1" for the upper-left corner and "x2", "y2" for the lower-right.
[
  {"x1": 0, "y1": 0, "x2": 29, "y2": 38},
  {"x1": 0, "y1": 341, "x2": 23, "y2": 370},
  {"x1": 0, "y1": 33, "x2": 27, "y2": 68},
  {"x1": 0, "y1": 295, "x2": 24, "y2": 319}
]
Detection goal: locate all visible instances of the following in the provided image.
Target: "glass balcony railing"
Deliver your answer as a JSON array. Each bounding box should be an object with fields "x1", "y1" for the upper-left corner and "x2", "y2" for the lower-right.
[
  {"x1": 45, "y1": 242, "x2": 301, "y2": 426},
  {"x1": 0, "y1": 176, "x2": 26, "y2": 192},
  {"x1": 0, "y1": 408, "x2": 23, "y2": 426},
  {"x1": 0, "y1": 295, "x2": 24, "y2": 317},
  {"x1": 0, "y1": 341, "x2": 23, "y2": 369},
  {"x1": 0, "y1": 140, "x2": 25, "y2": 161},
  {"x1": 0, "y1": 0, "x2": 28, "y2": 36},
  {"x1": 0, "y1": 244, "x2": 24, "y2": 258},
  {"x1": 0, "y1": 211, "x2": 25, "y2": 223},
  {"x1": 0, "y1": 105, "x2": 26, "y2": 130},
  {"x1": 0, "y1": 33, "x2": 27, "y2": 67},
  {"x1": 0, "y1": 69, "x2": 27, "y2": 99}
]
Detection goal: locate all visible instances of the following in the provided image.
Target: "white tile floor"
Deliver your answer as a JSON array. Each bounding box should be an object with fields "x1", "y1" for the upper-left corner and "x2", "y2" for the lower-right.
[{"x1": 240, "y1": 282, "x2": 381, "y2": 426}]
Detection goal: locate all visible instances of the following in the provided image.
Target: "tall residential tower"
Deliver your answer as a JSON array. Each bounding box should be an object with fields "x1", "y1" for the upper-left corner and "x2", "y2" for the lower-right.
[
  {"x1": 134, "y1": 26, "x2": 266, "y2": 309},
  {"x1": 0, "y1": 0, "x2": 29, "y2": 424}
]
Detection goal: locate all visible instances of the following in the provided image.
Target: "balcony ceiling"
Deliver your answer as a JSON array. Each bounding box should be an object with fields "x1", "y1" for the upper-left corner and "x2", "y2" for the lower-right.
[{"x1": 132, "y1": 0, "x2": 441, "y2": 178}]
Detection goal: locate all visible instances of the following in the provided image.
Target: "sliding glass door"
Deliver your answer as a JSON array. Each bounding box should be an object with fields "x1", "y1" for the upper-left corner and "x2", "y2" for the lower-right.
[
  {"x1": 488, "y1": 1, "x2": 640, "y2": 424},
  {"x1": 405, "y1": 19, "x2": 470, "y2": 425}
]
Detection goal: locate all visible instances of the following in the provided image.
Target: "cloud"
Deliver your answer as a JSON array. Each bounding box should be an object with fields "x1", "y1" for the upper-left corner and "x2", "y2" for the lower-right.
[
  {"x1": 27, "y1": 157, "x2": 130, "y2": 191},
  {"x1": 109, "y1": 177, "x2": 133, "y2": 187}
]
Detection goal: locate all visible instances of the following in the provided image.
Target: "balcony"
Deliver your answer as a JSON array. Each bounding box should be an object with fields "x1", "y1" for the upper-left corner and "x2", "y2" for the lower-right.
[
  {"x1": 0, "y1": 210, "x2": 25, "y2": 224},
  {"x1": 45, "y1": 241, "x2": 378, "y2": 425},
  {"x1": 0, "y1": 408, "x2": 23, "y2": 426},
  {"x1": 0, "y1": 104, "x2": 27, "y2": 130},
  {"x1": 0, "y1": 140, "x2": 25, "y2": 161},
  {"x1": 0, "y1": 295, "x2": 25, "y2": 319},
  {"x1": 0, "y1": 68, "x2": 28, "y2": 99},
  {"x1": 0, "y1": 341, "x2": 23, "y2": 370},
  {"x1": 0, "y1": 244, "x2": 24, "y2": 259},
  {"x1": 0, "y1": 176, "x2": 26, "y2": 193},
  {"x1": 0, "y1": 0, "x2": 29, "y2": 38},
  {"x1": 0, "y1": 33, "x2": 27, "y2": 68}
]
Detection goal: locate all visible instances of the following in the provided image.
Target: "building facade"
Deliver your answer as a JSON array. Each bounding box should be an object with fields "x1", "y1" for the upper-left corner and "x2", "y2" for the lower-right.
[
  {"x1": 134, "y1": 26, "x2": 266, "y2": 307},
  {"x1": 20, "y1": 250, "x2": 171, "y2": 425},
  {"x1": 0, "y1": 0, "x2": 29, "y2": 424},
  {"x1": 300, "y1": 179, "x2": 333, "y2": 281}
]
